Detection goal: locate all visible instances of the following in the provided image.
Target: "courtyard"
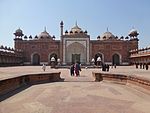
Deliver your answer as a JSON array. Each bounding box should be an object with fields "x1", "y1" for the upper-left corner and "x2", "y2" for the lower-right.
[{"x1": 0, "y1": 66, "x2": 150, "y2": 113}]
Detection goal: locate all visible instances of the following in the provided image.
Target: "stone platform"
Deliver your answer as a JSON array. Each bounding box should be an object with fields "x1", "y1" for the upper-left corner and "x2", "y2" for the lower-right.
[{"x1": 0, "y1": 66, "x2": 150, "y2": 113}]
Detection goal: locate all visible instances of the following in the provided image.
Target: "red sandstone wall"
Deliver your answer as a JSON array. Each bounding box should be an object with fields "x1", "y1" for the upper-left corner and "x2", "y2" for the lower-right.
[
  {"x1": 91, "y1": 40, "x2": 130, "y2": 63},
  {"x1": 15, "y1": 39, "x2": 60, "y2": 63}
]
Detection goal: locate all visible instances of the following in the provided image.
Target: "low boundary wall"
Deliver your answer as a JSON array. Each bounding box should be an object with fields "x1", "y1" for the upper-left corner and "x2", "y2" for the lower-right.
[
  {"x1": 0, "y1": 72, "x2": 62, "y2": 97},
  {"x1": 92, "y1": 72, "x2": 150, "y2": 91}
]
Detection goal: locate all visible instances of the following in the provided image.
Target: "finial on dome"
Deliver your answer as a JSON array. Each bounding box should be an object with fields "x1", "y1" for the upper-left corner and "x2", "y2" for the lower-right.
[
  {"x1": 107, "y1": 27, "x2": 109, "y2": 32},
  {"x1": 75, "y1": 21, "x2": 78, "y2": 26},
  {"x1": 44, "y1": 26, "x2": 46, "y2": 32}
]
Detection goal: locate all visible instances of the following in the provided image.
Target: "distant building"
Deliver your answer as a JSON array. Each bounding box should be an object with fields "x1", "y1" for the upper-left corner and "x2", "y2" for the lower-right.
[
  {"x1": 0, "y1": 45, "x2": 23, "y2": 66},
  {"x1": 13, "y1": 21, "x2": 139, "y2": 65},
  {"x1": 130, "y1": 46, "x2": 150, "y2": 64}
]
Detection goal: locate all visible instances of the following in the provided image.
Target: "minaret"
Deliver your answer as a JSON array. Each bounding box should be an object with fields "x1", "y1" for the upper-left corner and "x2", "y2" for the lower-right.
[
  {"x1": 60, "y1": 21, "x2": 64, "y2": 37},
  {"x1": 60, "y1": 21, "x2": 64, "y2": 65}
]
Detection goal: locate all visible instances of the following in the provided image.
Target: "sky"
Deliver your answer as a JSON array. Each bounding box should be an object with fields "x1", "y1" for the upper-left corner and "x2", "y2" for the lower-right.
[{"x1": 0, "y1": 0, "x2": 150, "y2": 48}]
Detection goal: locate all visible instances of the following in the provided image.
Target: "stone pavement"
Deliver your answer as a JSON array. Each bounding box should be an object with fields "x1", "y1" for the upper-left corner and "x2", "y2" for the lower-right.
[
  {"x1": 0, "y1": 65, "x2": 150, "y2": 80},
  {"x1": 0, "y1": 66, "x2": 150, "y2": 113}
]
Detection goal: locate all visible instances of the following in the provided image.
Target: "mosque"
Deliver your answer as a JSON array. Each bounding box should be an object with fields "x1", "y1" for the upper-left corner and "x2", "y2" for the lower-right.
[{"x1": 13, "y1": 21, "x2": 139, "y2": 66}]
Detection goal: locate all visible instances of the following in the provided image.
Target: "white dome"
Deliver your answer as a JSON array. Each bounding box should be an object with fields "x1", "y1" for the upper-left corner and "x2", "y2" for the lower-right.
[
  {"x1": 130, "y1": 29, "x2": 137, "y2": 32},
  {"x1": 70, "y1": 22, "x2": 83, "y2": 33},
  {"x1": 101, "y1": 31, "x2": 115, "y2": 40},
  {"x1": 128, "y1": 28, "x2": 139, "y2": 37},
  {"x1": 39, "y1": 28, "x2": 51, "y2": 38}
]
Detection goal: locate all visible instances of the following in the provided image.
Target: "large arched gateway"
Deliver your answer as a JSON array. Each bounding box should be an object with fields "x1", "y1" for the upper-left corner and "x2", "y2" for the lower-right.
[
  {"x1": 31, "y1": 53, "x2": 40, "y2": 65},
  {"x1": 66, "y1": 42, "x2": 86, "y2": 64}
]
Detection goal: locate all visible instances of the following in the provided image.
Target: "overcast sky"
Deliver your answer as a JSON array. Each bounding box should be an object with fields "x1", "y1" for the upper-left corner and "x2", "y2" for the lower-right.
[{"x1": 0, "y1": 0, "x2": 150, "y2": 48}]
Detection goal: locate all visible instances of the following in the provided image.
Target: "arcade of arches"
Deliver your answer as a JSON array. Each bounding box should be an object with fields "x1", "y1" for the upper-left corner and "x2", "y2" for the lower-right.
[{"x1": 94, "y1": 53, "x2": 121, "y2": 66}]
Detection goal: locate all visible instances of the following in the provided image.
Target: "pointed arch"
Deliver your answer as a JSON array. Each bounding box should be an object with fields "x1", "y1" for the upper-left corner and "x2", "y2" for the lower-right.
[
  {"x1": 48, "y1": 53, "x2": 58, "y2": 65},
  {"x1": 31, "y1": 52, "x2": 40, "y2": 65},
  {"x1": 66, "y1": 42, "x2": 86, "y2": 64},
  {"x1": 112, "y1": 52, "x2": 122, "y2": 65},
  {"x1": 94, "y1": 52, "x2": 104, "y2": 65}
]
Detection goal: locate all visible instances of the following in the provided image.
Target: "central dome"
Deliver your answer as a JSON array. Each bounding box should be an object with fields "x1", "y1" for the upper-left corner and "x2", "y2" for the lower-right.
[
  {"x1": 101, "y1": 31, "x2": 115, "y2": 40},
  {"x1": 39, "y1": 27, "x2": 51, "y2": 39},
  {"x1": 71, "y1": 25, "x2": 82, "y2": 33},
  {"x1": 70, "y1": 22, "x2": 83, "y2": 34}
]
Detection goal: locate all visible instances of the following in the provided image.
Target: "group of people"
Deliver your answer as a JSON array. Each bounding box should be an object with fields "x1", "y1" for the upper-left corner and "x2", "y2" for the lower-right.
[
  {"x1": 70, "y1": 63, "x2": 81, "y2": 76},
  {"x1": 102, "y1": 63, "x2": 110, "y2": 71},
  {"x1": 135, "y1": 63, "x2": 149, "y2": 70}
]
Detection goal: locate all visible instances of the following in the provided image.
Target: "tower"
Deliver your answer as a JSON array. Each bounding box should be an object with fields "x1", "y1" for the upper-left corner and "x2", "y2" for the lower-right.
[
  {"x1": 60, "y1": 21, "x2": 64, "y2": 65},
  {"x1": 13, "y1": 28, "x2": 24, "y2": 49},
  {"x1": 13, "y1": 28, "x2": 24, "y2": 39},
  {"x1": 60, "y1": 21, "x2": 64, "y2": 37},
  {"x1": 128, "y1": 28, "x2": 139, "y2": 51}
]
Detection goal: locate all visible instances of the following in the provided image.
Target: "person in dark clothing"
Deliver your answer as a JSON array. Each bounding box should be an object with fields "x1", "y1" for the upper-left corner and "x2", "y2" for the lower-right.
[
  {"x1": 140, "y1": 63, "x2": 142, "y2": 69},
  {"x1": 70, "y1": 64, "x2": 74, "y2": 76},
  {"x1": 106, "y1": 64, "x2": 110, "y2": 72},
  {"x1": 102, "y1": 63, "x2": 106, "y2": 71},
  {"x1": 114, "y1": 64, "x2": 116, "y2": 68},
  {"x1": 143, "y1": 63, "x2": 145, "y2": 69},
  {"x1": 74, "y1": 63, "x2": 81, "y2": 76},
  {"x1": 135, "y1": 63, "x2": 138, "y2": 69},
  {"x1": 146, "y1": 64, "x2": 149, "y2": 70}
]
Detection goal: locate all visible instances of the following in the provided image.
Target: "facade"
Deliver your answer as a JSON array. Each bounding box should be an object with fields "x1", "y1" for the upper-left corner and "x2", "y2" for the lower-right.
[
  {"x1": 13, "y1": 21, "x2": 139, "y2": 66},
  {"x1": 0, "y1": 45, "x2": 23, "y2": 66},
  {"x1": 130, "y1": 47, "x2": 150, "y2": 65}
]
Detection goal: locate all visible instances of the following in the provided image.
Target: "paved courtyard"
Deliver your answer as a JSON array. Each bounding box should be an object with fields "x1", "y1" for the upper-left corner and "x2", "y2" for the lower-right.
[{"x1": 0, "y1": 66, "x2": 150, "y2": 113}]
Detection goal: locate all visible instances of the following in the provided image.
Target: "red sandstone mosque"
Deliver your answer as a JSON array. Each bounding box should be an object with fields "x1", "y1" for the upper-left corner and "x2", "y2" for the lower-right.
[
  {"x1": 14, "y1": 21, "x2": 139, "y2": 65},
  {"x1": 1, "y1": 21, "x2": 142, "y2": 66}
]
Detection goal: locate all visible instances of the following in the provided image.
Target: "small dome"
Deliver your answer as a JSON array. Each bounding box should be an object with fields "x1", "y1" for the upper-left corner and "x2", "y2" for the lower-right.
[
  {"x1": 14, "y1": 28, "x2": 24, "y2": 37},
  {"x1": 15, "y1": 28, "x2": 23, "y2": 34},
  {"x1": 39, "y1": 27, "x2": 51, "y2": 38},
  {"x1": 101, "y1": 31, "x2": 115, "y2": 40},
  {"x1": 128, "y1": 28, "x2": 139, "y2": 37}
]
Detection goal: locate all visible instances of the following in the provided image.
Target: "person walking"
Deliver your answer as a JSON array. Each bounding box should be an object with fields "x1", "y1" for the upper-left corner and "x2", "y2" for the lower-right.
[
  {"x1": 70, "y1": 64, "x2": 75, "y2": 76},
  {"x1": 106, "y1": 64, "x2": 110, "y2": 72},
  {"x1": 146, "y1": 64, "x2": 149, "y2": 70},
  {"x1": 74, "y1": 63, "x2": 81, "y2": 76},
  {"x1": 42, "y1": 63, "x2": 46, "y2": 71}
]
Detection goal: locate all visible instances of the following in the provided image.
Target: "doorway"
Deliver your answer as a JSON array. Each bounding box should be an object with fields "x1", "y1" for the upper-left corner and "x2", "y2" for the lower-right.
[
  {"x1": 112, "y1": 53, "x2": 120, "y2": 65},
  {"x1": 32, "y1": 53, "x2": 40, "y2": 65},
  {"x1": 72, "y1": 54, "x2": 80, "y2": 63}
]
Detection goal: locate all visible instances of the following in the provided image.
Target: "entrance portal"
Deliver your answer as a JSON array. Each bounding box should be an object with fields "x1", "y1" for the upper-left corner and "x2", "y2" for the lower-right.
[
  {"x1": 112, "y1": 54, "x2": 120, "y2": 65},
  {"x1": 72, "y1": 54, "x2": 80, "y2": 63},
  {"x1": 32, "y1": 53, "x2": 40, "y2": 65},
  {"x1": 66, "y1": 42, "x2": 86, "y2": 64}
]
